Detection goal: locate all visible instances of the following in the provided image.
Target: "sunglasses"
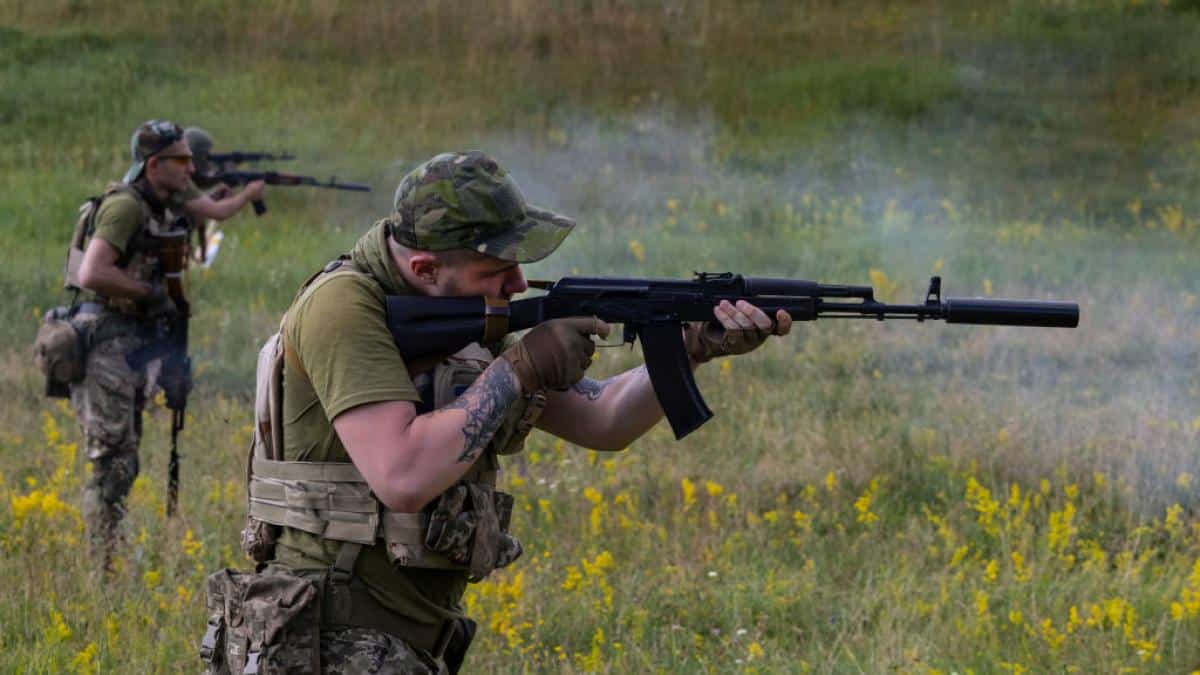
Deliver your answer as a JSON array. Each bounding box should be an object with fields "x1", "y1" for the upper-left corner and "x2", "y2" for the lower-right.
[{"x1": 158, "y1": 154, "x2": 194, "y2": 168}]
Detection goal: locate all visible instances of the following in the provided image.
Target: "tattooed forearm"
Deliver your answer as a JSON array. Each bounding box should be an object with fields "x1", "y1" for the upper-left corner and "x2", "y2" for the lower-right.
[{"x1": 444, "y1": 360, "x2": 521, "y2": 463}]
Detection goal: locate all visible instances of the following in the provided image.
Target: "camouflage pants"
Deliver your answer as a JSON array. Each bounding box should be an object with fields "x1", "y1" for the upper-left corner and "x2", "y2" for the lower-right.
[
  {"x1": 321, "y1": 627, "x2": 445, "y2": 675},
  {"x1": 68, "y1": 315, "x2": 147, "y2": 566}
]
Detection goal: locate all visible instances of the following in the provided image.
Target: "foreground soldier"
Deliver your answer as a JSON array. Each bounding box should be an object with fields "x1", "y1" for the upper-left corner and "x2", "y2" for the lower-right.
[
  {"x1": 67, "y1": 120, "x2": 264, "y2": 568},
  {"x1": 201, "y1": 151, "x2": 790, "y2": 673}
]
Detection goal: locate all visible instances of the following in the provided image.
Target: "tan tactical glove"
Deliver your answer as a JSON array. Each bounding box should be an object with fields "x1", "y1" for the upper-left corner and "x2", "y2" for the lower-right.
[
  {"x1": 501, "y1": 317, "x2": 609, "y2": 392},
  {"x1": 684, "y1": 299, "x2": 786, "y2": 363}
]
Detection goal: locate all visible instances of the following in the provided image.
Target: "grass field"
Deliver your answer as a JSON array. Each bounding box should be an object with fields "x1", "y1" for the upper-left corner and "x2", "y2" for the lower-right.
[{"x1": 2, "y1": 1, "x2": 1200, "y2": 672}]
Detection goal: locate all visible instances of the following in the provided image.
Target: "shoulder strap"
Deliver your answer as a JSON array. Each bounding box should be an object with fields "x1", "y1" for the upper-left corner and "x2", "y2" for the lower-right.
[{"x1": 280, "y1": 256, "x2": 375, "y2": 386}]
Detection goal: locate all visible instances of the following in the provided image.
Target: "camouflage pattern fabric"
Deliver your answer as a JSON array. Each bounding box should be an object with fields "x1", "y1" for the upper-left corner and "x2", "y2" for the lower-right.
[
  {"x1": 202, "y1": 568, "x2": 323, "y2": 674},
  {"x1": 424, "y1": 483, "x2": 523, "y2": 581},
  {"x1": 387, "y1": 151, "x2": 575, "y2": 263},
  {"x1": 123, "y1": 119, "x2": 185, "y2": 184},
  {"x1": 68, "y1": 313, "x2": 147, "y2": 567},
  {"x1": 321, "y1": 627, "x2": 444, "y2": 675}
]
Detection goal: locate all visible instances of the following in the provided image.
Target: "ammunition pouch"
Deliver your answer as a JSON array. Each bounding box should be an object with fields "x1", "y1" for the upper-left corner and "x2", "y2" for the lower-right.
[
  {"x1": 423, "y1": 483, "x2": 522, "y2": 582},
  {"x1": 33, "y1": 306, "x2": 85, "y2": 398},
  {"x1": 202, "y1": 564, "x2": 477, "y2": 674},
  {"x1": 201, "y1": 568, "x2": 322, "y2": 675}
]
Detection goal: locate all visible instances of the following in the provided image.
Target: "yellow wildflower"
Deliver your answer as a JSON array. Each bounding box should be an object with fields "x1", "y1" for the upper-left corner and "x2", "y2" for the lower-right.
[
  {"x1": 1040, "y1": 618, "x2": 1065, "y2": 650},
  {"x1": 70, "y1": 641, "x2": 99, "y2": 675},
  {"x1": 681, "y1": 478, "x2": 696, "y2": 510},
  {"x1": 182, "y1": 529, "x2": 204, "y2": 557},
  {"x1": 854, "y1": 479, "x2": 880, "y2": 525},
  {"x1": 975, "y1": 591, "x2": 990, "y2": 619},
  {"x1": 44, "y1": 609, "x2": 71, "y2": 645},
  {"x1": 984, "y1": 559, "x2": 999, "y2": 583},
  {"x1": 561, "y1": 565, "x2": 582, "y2": 592},
  {"x1": 628, "y1": 240, "x2": 645, "y2": 263}
]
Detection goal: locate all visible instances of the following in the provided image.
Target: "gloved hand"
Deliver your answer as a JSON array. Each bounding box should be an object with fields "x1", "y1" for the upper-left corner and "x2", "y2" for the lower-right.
[
  {"x1": 501, "y1": 317, "x2": 610, "y2": 392},
  {"x1": 684, "y1": 300, "x2": 792, "y2": 363},
  {"x1": 138, "y1": 282, "x2": 177, "y2": 319}
]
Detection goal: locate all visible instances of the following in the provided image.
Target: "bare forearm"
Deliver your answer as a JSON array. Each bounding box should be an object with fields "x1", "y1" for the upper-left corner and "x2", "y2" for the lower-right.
[
  {"x1": 79, "y1": 262, "x2": 150, "y2": 300},
  {"x1": 386, "y1": 359, "x2": 523, "y2": 508},
  {"x1": 540, "y1": 365, "x2": 666, "y2": 450},
  {"x1": 188, "y1": 190, "x2": 257, "y2": 221}
]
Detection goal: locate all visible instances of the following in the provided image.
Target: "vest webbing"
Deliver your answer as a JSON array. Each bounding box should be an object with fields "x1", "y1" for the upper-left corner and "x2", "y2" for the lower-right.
[{"x1": 254, "y1": 257, "x2": 525, "y2": 583}]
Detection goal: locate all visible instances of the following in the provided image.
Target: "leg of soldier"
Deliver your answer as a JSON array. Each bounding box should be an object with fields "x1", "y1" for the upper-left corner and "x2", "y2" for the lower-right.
[
  {"x1": 320, "y1": 627, "x2": 445, "y2": 675},
  {"x1": 69, "y1": 327, "x2": 146, "y2": 569}
]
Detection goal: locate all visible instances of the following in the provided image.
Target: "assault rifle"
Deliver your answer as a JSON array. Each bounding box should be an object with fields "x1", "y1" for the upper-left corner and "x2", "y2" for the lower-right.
[
  {"x1": 193, "y1": 149, "x2": 371, "y2": 216},
  {"x1": 385, "y1": 274, "x2": 1079, "y2": 440},
  {"x1": 207, "y1": 151, "x2": 295, "y2": 165},
  {"x1": 125, "y1": 229, "x2": 192, "y2": 517},
  {"x1": 212, "y1": 170, "x2": 371, "y2": 216}
]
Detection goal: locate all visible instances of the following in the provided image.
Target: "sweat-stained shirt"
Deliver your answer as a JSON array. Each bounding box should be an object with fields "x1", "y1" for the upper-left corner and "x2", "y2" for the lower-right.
[{"x1": 274, "y1": 221, "x2": 472, "y2": 624}]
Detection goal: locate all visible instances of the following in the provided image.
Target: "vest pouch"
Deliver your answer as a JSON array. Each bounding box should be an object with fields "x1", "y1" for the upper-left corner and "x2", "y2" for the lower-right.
[
  {"x1": 201, "y1": 568, "x2": 321, "y2": 675},
  {"x1": 424, "y1": 483, "x2": 523, "y2": 581},
  {"x1": 201, "y1": 571, "x2": 233, "y2": 674},
  {"x1": 240, "y1": 516, "x2": 279, "y2": 564},
  {"x1": 33, "y1": 307, "x2": 85, "y2": 397}
]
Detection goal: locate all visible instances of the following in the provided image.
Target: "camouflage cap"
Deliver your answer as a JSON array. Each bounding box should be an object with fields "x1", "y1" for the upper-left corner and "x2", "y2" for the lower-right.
[
  {"x1": 123, "y1": 119, "x2": 185, "y2": 184},
  {"x1": 388, "y1": 151, "x2": 575, "y2": 264}
]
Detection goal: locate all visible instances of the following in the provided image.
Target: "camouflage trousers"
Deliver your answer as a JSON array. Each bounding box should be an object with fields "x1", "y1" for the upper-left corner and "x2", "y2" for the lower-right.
[
  {"x1": 321, "y1": 627, "x2": 445, "y2": 675},
  {"x1": 68, "y1": 313, "x2": 147, "y2": 567}
]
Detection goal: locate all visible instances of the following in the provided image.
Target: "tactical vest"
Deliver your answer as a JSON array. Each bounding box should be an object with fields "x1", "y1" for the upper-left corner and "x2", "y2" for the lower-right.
[
  {"x1": 241, "y1": 259, "x2": 545, "y2": 583},
  {"x1": 65, "y1": 183, "x2": 191, "y2": 315}
]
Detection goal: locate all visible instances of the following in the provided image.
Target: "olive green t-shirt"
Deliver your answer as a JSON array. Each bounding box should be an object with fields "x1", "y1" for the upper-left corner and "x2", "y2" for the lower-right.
[
  {"x1": 274, "y1": 222, "x2": 471, "y2": 623},
  {"x1": 92, "y1": 180, "x2": 202, "y2": 255}
]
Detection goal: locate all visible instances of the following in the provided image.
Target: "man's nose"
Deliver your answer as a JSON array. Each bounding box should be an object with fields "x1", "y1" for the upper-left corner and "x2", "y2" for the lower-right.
[{"x1": 504, "y1": 266, "x2": 528, "y2": 297}]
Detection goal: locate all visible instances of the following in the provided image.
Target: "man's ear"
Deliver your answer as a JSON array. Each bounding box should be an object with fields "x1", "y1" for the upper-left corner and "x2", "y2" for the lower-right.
[{"x1": 407, "y1": 253, "x2": 440, "y2": 285}]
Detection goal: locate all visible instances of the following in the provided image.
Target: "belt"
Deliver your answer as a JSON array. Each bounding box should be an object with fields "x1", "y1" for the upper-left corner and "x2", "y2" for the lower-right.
[
  {"x1": 77, "y1": 310, "x2": 149, "y2": 346},
  {"x1": 321, "y1": 575, "x2": 457, "y2": 657}
]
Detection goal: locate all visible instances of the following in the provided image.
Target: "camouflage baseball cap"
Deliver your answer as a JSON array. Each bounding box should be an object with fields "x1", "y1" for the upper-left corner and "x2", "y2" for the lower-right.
[
  {"x1": 388, "y1": 151, "x2": 575, "y2": 264},
  {"x1": 122, "y1": 119, "x2": 185, "y2": 184}
]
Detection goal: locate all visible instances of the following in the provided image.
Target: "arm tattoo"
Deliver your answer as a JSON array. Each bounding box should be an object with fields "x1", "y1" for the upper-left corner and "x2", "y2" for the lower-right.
[
  {"x1": 570, "y1": 365, "x2": 648, "y2": 402},
  {"x1": 444, "y1": 360, "x2": 521, "y2": 463},
  {"x1": 571, "y1": 377, "x2": 608, "y2": 401}
]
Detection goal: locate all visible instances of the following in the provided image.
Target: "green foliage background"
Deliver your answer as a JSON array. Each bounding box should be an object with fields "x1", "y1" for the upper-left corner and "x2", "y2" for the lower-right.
[{"x1": 1, "y1": 1, "x2": 1199, "y2": 672}]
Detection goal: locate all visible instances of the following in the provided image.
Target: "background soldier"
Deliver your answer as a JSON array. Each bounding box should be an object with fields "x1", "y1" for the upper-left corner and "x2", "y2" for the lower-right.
[
  {"x1": 214, "y1": 151, "x2": 790, "y2": 672},
  {"x1": 70, "y1": 120, "x2": 265, "y2": 569}
]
